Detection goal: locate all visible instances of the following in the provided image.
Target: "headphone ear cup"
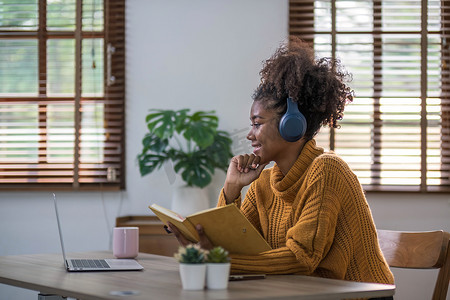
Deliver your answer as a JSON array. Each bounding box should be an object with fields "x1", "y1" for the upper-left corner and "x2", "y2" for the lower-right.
[{"x1": 279, "y1": 98, "x2": 307, "y2": 142}]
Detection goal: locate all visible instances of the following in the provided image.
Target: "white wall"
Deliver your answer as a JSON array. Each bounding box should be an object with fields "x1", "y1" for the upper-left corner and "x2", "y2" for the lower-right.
[{"x1": 0, "y1": 1, "x2": 448, "y2": 299}]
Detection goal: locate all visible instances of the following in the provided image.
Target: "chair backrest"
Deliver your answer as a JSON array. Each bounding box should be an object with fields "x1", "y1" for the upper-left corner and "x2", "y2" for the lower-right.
[{"x1": 377, "y1": 229, "x2": 450, "y2": 300}]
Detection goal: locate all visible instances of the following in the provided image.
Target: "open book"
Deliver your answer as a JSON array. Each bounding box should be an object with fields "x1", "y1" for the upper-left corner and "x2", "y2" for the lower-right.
[{"x1": 149, "y1": 203, "x2": 271, "y2": 255}]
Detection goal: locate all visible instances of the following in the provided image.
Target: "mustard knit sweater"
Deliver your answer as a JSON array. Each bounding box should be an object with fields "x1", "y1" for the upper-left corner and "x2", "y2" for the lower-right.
[{"x1": 217, "y1": 139, "x2": 394, "y2": 284}]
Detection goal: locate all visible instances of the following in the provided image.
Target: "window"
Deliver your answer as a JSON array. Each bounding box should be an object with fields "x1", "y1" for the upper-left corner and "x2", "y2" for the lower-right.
[
  {"x1": 0, "y1": 0, "x2": 125, "y2": 190},
  {"x1": 290, "y1": 0, "x2": 450, "y2": 192}
]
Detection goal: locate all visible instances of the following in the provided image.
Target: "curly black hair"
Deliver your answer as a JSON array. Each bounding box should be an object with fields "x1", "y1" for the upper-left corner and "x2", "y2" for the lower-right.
[{"x1": 252, "y1": 36, "x2": 354, "y2": 140}]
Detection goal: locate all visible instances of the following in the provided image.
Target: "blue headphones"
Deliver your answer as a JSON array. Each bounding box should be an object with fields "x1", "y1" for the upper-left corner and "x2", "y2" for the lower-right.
[{"x1": 278, "y1": 98, "x2": 307, "y2": 142}]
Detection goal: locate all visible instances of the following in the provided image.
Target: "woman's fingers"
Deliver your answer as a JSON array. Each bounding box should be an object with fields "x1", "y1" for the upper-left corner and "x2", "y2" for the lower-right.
[
  {"x1": 251, "y1": 155, "x2": 261, "y2": 168},
  {"x1": 168, "y1": 222, "x2": 214, "y2": 251},
  {"x1": 236, "y1": 154, "x2": 261, "y2": 173},
  {"x1": 196, "y1": 224, "x2": 214, "y2": 250},
  {"x1": 167, "y1": 222, "x2": 191, "y2": 247}
]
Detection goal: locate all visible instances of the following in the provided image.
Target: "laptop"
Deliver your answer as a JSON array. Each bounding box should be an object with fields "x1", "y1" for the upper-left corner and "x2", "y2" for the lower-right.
[{"x1": 53, "y1": 193, "x2": 144, "y2": 272}]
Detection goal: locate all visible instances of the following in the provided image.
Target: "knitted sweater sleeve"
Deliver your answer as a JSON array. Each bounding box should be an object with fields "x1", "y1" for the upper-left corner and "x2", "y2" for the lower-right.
[
  {"x1": 217, "y1": 186, "x2": 301, "y2": 274},
  {"x1": 222, "y1": 157, "x2": 345, "y2": 276}
]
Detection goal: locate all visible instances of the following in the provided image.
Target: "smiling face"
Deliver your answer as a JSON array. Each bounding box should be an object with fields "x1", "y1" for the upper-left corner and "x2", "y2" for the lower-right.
[{"x1": 247, "y1": 100, "x2": 288, "y2": 165}]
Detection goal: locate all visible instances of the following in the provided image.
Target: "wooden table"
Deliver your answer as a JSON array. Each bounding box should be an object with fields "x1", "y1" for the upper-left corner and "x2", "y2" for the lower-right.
[{"x1": 0, "y1": 251, "x2": 395, "y2": 300}]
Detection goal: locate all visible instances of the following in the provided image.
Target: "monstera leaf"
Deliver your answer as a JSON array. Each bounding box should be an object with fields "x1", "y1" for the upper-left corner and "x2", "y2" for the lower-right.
[{"x1": 138, "y1": 108, "x2": 233, "y2": 188}]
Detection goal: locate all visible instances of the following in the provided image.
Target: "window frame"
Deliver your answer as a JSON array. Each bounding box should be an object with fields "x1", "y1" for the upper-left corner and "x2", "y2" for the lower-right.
[
  {"x1": 0, "y1": 0, "x2": 125, "y2": 190},
  {"x1": 289, "y1": 0, "x2": 450, "y2": 193}
]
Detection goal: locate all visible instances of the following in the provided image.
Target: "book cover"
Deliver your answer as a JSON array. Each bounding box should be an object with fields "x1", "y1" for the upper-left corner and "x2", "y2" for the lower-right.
[{"x1": 149, "y1": 203, "x2": 271, "y2": 255}]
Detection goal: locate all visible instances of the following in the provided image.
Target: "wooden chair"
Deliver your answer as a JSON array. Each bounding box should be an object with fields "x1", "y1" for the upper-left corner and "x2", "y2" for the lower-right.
[{"x1": 377, "y1": 229, "x2": 450, "y2": 300}]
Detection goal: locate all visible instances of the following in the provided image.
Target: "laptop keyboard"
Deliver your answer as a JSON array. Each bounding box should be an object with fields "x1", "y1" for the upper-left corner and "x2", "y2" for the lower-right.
[{"x1": 71, "y1": 259, "x2": 110, "y2": 269}]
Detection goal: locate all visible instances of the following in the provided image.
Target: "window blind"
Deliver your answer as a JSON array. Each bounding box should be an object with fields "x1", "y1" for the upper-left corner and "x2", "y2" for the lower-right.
[
  {"x1": 290, "y1": 0, "x2": 450, "y2": 192},
  {"x1": 0, "y1": 0, "x2": 125, "y2": 190}
]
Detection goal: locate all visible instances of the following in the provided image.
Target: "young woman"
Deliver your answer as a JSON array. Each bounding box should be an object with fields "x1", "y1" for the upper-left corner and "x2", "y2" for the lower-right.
[{"x1": 169, "y1": 37, "x2": 394, "y2": 288}]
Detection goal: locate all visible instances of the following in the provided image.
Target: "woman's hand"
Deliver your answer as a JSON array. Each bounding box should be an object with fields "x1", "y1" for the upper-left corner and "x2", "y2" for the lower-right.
[
  {"x1": 223, "y1": 154, "x2": 268, "y2": 202},
  {"x1": 167, "y1": 222, "x2": 214, "y2": 250}
]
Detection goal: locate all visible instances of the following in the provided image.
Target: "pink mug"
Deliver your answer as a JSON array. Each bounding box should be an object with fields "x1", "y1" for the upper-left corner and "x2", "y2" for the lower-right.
[{"x1": 113, "y1": 227, "x2": 139, "y2": 259}]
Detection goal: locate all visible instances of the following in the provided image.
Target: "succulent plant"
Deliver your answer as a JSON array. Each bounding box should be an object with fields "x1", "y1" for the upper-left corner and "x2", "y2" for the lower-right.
[
  {"x1": 174, "y1": 244, "x2": 206, "y2": 264},
  {"x1": 206, "y1": 246, "x2": 230, "y2": 263}
]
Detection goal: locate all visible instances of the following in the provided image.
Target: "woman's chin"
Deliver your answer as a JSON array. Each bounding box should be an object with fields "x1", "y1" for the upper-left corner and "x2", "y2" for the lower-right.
[
  {"x1": 252, "y1": 147, "x2": 261, "y2": 155},
  {"x1": 257, "y1": 155, "x2": 268, "y2": 165},
  {"x1": 252, "y1": 149, "x2": 268, "y2": 164}
]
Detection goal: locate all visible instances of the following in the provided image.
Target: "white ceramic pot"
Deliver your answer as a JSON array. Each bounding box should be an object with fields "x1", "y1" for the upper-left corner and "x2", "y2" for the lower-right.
[
  {"x1": 206, "y1": 263, "x2": 231, "y2": 290},
  {"x1": 171, "y1": 186, "x2": 210, "y2": 216},
  {"x1": 179, "y1": 263, "x2": 206, "y2": 290}
]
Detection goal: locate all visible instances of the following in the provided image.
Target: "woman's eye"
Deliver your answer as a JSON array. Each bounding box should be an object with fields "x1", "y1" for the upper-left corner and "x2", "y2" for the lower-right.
[{"x1": 251, "y1": 123, "x2": 261, "y2": 128}]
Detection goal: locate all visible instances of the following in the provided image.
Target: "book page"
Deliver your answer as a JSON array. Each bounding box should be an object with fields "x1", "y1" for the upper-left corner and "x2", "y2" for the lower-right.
[
  {"x1": 149, "y1": 204, "x2": 198, "y2": 242},
  {"x1": 150, "y1": 204, "x2": 185, "y2": 221}
]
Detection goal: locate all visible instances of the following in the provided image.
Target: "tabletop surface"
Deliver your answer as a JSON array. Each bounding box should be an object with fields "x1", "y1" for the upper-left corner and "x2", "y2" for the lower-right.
[{"x1": 0, "y1": 251, "x2": 395, "y2": 300}]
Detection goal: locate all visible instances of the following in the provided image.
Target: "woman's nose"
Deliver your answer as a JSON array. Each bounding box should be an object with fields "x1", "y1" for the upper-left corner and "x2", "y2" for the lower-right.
[{"x1": 247, "y1": 129, "x2": 254, "y2": 140}]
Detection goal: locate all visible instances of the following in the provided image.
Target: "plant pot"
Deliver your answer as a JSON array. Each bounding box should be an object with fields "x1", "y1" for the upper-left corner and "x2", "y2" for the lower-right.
[
  {"x1": 206, "y1": 263, "x2": 231, "y2": 290},
  {"x1": 171, "y1": 186, "x2": 209, "y2": 216},
  {"x1": 179, "y1": 263, "x2": 206, "y2": 290}
]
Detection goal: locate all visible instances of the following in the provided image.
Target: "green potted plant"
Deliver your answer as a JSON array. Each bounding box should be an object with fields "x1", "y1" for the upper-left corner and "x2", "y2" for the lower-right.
[
  {"x1": 206, "y1": 246, "x2": 230, "y2": 263},
  {"x1": 205, "y1": 246, "x2": 231, "y2": 289},
  {"x1": 174, "y1": 244, "x2": 207, "y2": 290},
  {"x1": 137, "y1": 108, "x2": 233, "y2": 214},
  {"x1": 137, "y1": 109, "x2": 233, "y2": 188},
  {"x1": 174, "y1": 244, "x2": 207, "y2": 264}
]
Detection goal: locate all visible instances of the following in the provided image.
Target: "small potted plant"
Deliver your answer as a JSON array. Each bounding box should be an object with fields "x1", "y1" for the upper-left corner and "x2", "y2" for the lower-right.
[
  {"x1": 174, "y1": 244, "x2": 207, "y2": 290},
  {"x1": 205, "y1": 246, "x2": 231, "y2": 290}
]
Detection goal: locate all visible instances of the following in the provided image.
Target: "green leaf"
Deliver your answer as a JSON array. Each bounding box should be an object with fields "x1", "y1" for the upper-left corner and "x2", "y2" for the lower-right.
[
  {"x1": 174, "y1": 109, "x2": 190, "y2": 134},
  {"x1": 137, "y1": 153, "x2": 167, "y2": 176},
  {"x1": 190, "y1": 110, "x2": 218, "y2": 125},
  {"x1": 183, "y1": 123, "x2": 215, "y2": 148},
  {"x1": 141, "y1": 134, "x2": 169, "y2": 153},
  {"x1": 204, "y1": 131, "x2": 233, "y2": 171},
  {"x1": 180, "y1": 164, "x2": 212, "y2": 188},
  {"x1": 174, "y1": 153, "x2": 213, "y2": 188},
  {"x1": 181, "y1": 111, "x2": 218, "y2": 148},
  {"x1": 145, "y1": 109, "x2": 178, "y2": 140},
  {"x1": 145, "y1": 109, "x2": 165, "y2": 123}
]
